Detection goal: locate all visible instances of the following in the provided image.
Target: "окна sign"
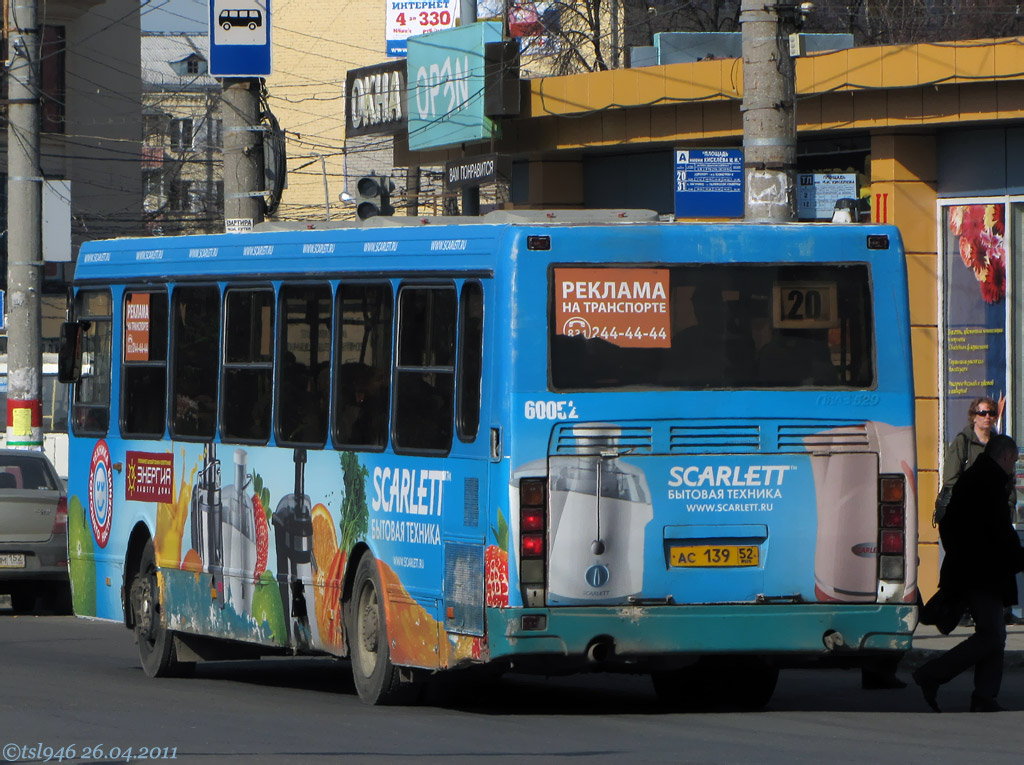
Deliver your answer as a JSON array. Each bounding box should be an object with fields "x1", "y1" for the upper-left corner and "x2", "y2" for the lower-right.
[{"x1": 346, "y1": 61, "x2": 407, "y2": 137}]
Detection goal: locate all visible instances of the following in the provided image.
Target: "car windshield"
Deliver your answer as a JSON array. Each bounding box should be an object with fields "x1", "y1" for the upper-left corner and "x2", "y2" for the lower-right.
[
  {"x1": 549, "y1": 263, "x2": 874, "y2": 390},
  {"x1": 0, "y1": 455, "x2": 58, "y2": 490}
]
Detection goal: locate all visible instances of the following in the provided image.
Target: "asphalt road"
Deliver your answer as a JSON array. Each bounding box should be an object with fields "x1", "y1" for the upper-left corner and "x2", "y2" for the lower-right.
[{"x1": 3, "y1": 612, "x2": 1024, "y2": 764}]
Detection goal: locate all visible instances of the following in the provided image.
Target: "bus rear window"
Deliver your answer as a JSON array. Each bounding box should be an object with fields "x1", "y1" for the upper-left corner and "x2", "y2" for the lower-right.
[{"x1": 550, "y1": 264, "x2": 874, "y2": 390}]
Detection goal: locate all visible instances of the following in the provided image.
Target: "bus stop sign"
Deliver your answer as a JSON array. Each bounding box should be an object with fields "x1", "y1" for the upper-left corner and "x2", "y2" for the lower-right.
[
  {"x1": 674, "y1": 148, "x2": 744, "y2": 219},
  {"x1": 209, "y1": 0, "x2": 272, "y2": 77}
]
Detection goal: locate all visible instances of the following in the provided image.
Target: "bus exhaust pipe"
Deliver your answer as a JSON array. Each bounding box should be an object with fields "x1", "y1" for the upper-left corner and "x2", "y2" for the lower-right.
[
  {"x1": 586, "y1": 637, "x2": 615, "y2": 664},
  {"x1": 822, "y1": 630, "x2": 845, "y2": 652}
]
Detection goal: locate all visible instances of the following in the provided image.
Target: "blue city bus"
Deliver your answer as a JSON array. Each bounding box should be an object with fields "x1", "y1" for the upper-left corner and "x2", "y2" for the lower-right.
[{"x1": 60, "y1": 213, "x2": 918, "y2": 706}]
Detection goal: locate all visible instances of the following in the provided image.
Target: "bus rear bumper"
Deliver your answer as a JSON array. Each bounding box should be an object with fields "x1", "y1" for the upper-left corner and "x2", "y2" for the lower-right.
[{"x1": 487, "y1": 603, "x2": 916, "y2": 666}]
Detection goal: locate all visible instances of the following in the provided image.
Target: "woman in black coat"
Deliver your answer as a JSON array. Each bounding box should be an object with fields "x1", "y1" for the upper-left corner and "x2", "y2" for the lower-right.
[{"x1": 914, "y1": 435, "x2": 1024, "y2": 713}]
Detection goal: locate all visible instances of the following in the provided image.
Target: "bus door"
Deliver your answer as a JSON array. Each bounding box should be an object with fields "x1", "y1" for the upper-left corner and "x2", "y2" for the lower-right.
[{"x1": 439, "y1": 280, "x2": 489, "y2": 640}]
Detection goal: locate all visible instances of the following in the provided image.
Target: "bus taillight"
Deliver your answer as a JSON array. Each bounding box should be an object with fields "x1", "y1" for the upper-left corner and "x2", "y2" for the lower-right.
[
  {"x1": 519, "y1": 478, "x2": 547, "y2": 604},
  {"x1": 520, "y1": 478, "x2": 547, "y2": 559},
  {"x1": 878, "y1": 474, "x2": 905, "y2": 581}
]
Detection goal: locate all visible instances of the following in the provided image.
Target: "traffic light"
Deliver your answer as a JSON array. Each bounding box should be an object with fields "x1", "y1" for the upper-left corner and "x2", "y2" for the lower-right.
[{"x1": 355, "y1": 174, "x2": 394, "y2": 219}]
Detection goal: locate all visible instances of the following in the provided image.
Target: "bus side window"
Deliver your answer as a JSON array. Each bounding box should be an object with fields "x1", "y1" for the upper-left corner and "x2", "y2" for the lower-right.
[
  {"x1": 121, "y1": 290, "x2": 169, "y2": 438},
  {"x1": 72, "y1": 290, "x2": 113, "y2": 436},
  {"x1": 221, "y1": 288, "x2": 274, "y2": 444},
  {"x1": 394, "y1": 285, "x2": 456, "y2": 453},
  {"x1": 170, "y1": 286, "x2": 220, "y2": 440},
  {"x1": 334, "y1": 283, "x2": 393, "y2": 451},
  {"x1": 457, "y1": 281, "x2": 483, "y2": 442},
  {"x1": 277, "y1": 283, "x2": 331, "y2": 447}
]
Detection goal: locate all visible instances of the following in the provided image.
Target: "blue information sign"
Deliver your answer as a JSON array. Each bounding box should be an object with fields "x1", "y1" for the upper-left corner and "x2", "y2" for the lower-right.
[
  {"x1": 209, "y1": 0, "x2": 271, "y2": 77},
  {"x1": 673, "y1": 148, "x2": 744, "y2": 218}
]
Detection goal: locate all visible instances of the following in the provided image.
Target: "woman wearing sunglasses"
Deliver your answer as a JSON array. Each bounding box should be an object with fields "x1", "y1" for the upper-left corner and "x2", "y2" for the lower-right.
[{"x1": 942, "y1": 397, "x2": 1001, "y2": 498}]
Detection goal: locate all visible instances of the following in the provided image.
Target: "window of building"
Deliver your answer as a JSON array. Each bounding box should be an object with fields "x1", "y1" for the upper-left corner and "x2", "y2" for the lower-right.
[
  {"x1": 168, "y1": 180, "x2": 192, "y2": 211},
  {"x1": 121, "y1": 291, "x2": 169, "y2": 438},
  {"x1": 277, "y1": 284, "x2": 331, "y2": 447},
  {"x1": 143, "y1": 170, "x2": 162, "y2": 200},
  {"x1": 209, "y1": 119, "x2": 223, "y2": 148},
  {"x1": 1, "y1": 26, "x2": 66, "y2": 133},
  {"x1": 221, "y1": 288, "x2": 274, "y2": 443},
  {"x1": 170, "y1": 118, "x2": 194, "y2": 152},
  {"x1": 170, "y1": 286, "x2": 220, "y2": 439},
  {"x1": 393, "y1": 285, "x2": 456, "y2": 453}
]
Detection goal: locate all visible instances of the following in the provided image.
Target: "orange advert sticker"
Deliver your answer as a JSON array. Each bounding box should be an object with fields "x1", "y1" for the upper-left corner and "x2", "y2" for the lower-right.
[
  {"x1": 125, "y1": 293, "x2": 151, "y2": 362},
  {"x1": 554, "y1": 267, "x2": 671, "y2": 348}
]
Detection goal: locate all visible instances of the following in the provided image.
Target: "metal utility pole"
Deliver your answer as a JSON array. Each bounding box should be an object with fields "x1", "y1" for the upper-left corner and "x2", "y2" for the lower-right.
[
  {"x1": 740, "y1": 0, "x2": 798, "y2": 221},
  {"x1": 222, "y1": 78, "x2": 265, "y2": 228},
  {"x1": 6, "y1": 0, "x2": 43, "y2": 450}
]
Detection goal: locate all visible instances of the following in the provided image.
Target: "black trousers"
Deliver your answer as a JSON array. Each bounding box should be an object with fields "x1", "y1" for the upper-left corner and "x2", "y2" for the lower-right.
[{"x1": 917, "y1": 588, "x2": 1007, "y2": 698}]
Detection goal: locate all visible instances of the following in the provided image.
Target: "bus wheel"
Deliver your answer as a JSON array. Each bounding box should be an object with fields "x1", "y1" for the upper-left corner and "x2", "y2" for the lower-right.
[
  {"x1": 347, "y1": 554, "x2": 417, "y2": 705},
  {"x1": 131, "y1": 541, "x2": 194, "y2": 678}
]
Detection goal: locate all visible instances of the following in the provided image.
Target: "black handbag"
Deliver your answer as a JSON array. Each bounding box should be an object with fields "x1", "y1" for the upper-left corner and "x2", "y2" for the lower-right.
[{"x1": 919, "y1": 588, "x2": 967, "y2": 635}]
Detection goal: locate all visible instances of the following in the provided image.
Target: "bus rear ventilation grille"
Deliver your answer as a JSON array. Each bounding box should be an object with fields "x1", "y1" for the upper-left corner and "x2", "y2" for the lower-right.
[
  {"x1": 551, "y1": 425, "x2": 653, "y2": 455},
  {"x1": 669, "y1": 425, "x2": 760, "y2": 453},
  {"x1": 777, "y1": 424, "x2": 868, "y2": 450}
]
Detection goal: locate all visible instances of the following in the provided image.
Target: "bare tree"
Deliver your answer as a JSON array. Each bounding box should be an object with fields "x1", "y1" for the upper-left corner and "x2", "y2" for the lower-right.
[{"x1": 514, "y1": 0, "x2": 1021, "y2": 76}]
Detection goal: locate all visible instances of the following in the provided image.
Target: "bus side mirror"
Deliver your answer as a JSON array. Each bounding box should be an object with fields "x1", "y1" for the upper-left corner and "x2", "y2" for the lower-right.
[{"x1": 57, "y1": 321, "x2": 84, "y2": 383}]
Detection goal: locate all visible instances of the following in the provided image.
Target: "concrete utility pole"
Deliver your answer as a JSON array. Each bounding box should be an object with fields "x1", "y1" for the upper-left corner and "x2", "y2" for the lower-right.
[
  {"x1": 458, "y1": 0, "x2": 480, "y2": 216},
  {"x1": 740, "y1": 0, "x2": 798, "y2": 221},
  {"x1": 6, "y1": 0, "x2": 44, "y2": 450},
  {"x1": 222, "y1": 78, "x2": 265, "y2": 227}
]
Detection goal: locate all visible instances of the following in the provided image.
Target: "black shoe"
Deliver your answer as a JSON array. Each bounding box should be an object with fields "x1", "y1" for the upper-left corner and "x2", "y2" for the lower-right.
[
  {"x1": 970, "y1": 693, "x2": 1004, "y2": 712},
  {"x1": 912, "y1": 670, "x2": 941, "y2": 712},
  {"x1": 862, "y1": 670, "x2": 907, "y2": 690}
]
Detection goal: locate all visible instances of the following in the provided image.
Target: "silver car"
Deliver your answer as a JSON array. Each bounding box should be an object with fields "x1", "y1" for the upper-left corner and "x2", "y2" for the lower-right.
[{"x1": 0, "y1": 449, "x2": 69, "y2": 613}]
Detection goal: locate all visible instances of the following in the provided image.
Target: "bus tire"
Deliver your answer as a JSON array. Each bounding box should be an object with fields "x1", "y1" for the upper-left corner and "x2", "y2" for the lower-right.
[
  {"x1": 346, "y1": 554, "x2": 417, "y2": 705},
  {"x1": 131, "y1": 541, "x2": 194, "y2": 679}
]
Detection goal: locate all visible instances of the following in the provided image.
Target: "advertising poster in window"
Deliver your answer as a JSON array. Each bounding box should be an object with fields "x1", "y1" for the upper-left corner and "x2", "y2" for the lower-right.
[
  {"x1": 554, "y1": 267, "x2": 670, "y2": 349},
  {"x1": 942, "y1": 203, "x2": 1007, "y2": 444},
  {"x1": 124, "y1": 293, "x2": 151, "y2": 362}
]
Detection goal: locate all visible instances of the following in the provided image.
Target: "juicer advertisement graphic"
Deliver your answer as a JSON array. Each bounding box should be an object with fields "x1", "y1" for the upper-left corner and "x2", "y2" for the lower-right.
[
  {"x1": 67, "y1": 442, "x2": 483, "y2": 669},
  {"x1": 537, "y1": 436, "x2": 889, "y2": 606}
]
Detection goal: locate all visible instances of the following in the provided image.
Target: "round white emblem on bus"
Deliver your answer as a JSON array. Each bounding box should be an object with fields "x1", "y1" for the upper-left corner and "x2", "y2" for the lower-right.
[
  {"x1": 89, "y1": 439, "x2": 114, "y2": 549},
  {"x1": 585, "y1": 564, "x2": 610, "y2": 588}
]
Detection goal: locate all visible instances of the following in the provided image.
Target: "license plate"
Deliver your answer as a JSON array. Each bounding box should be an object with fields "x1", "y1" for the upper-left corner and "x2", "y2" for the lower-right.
[
  {"x1": 0, "y1": 553, "x2": 25, "y2": 568},
  {"x1": 670, "y1": 545, "x2": 759, "y2": 567}
]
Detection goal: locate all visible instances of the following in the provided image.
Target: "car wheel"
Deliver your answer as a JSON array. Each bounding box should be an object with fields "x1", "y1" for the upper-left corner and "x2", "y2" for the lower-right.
[
  {"x1": 248, "y1": 21, "x2": 257, "y2": 29},
  {"x1": 131, "y1": 541, "x2": 194, "y2": 678},
  {"x1": 345, "y1": 554, "x2": 418, "y2": 705}
]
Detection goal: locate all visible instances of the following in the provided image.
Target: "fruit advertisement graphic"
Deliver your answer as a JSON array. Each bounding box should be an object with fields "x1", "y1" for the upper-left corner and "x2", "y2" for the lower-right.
[
  {"x1": 485, "y1": 508, "x2": 509, "y2": 607},
  {"x1": 67, "y1": 495, "x2": 97, "y2": 616}
]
